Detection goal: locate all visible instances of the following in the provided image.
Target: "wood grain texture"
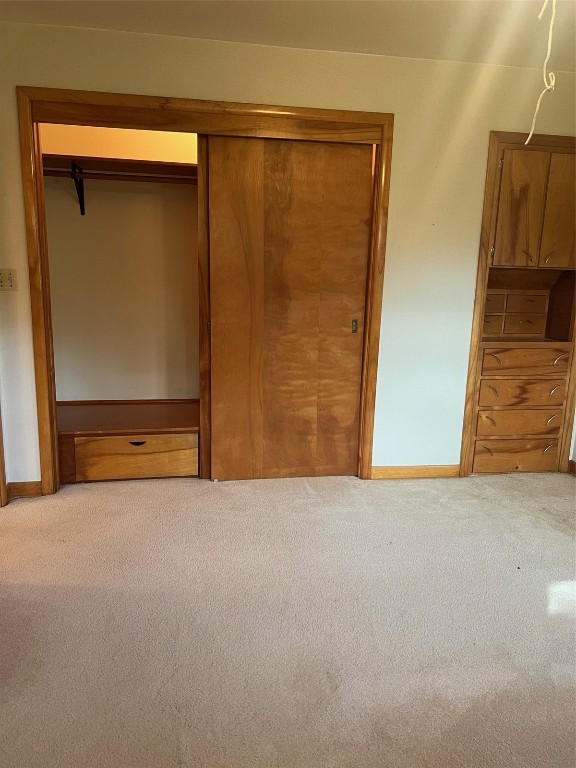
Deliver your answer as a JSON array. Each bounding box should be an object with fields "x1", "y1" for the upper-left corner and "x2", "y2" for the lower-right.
[
  {"x1": 558, "y1": 337, "x2": 576, "y2": 472},
  {"x1": 493, "y1": 150, "x2": 549, "y2": 267},
  {"x1": 503, "y1": 314, "x2": 546, "y2": 335},
  {"x1": 539, "y1": 153, "x2": 576, "y2": 269},
  {"x1": 371, "y1": 466, "x2": 459, "y2": 479},
  {"x1": 209, "y1": 137, "x2": 373, "y2": 480},
  {"x1": 6, "y1": 481, "x2": 43, "y2": 501},
  {"x1": 23, "y1": 87, "x2": 388, "y2": 144},
  {"x1": 197, "y1": 137, "x2": 211, "y2": 480},
  {"x1": 75, "y1": 433, "x2": 198, "y2": 482},
  {"x1": 460, "y1": 133, "x2": 501, "y2": 476},
  {"x1": 358, "y1": 126, "x2": 394, "y2": 479},
  {"x1": 546, "y1": 272, "x2": 575, "y2": 342},
  {"x1": 505, "y1": 294, "x2": 548, "y2": 313},
  {"x1": 476, "y1": 409, "x2": 562, "y2": 437},
  {"x1": 56, "y1": 400, "x2": 200, "y2": 435},
  {"x1": 0, "y1": 404, "x2": 6, "y2": 507},
  {"x1": 18, "y1": 86, "x2": 392, "y2": 491},
  {"x1": 17, "y1": 89, "x2": 60, "y2": 495},
  {"x1": 481, "y1": 346, "x2": 571, "y2": 376},
  {"x1": 478, "y1": 379, "x2": 566, "y2": 407},
  {"x1": 58, "y1": 435, "x2": 76, "y2": 484},
  {"x1": 485, "y1": 293, "x2": 506, "y2": 312},
  {"x1": 569, "y1": 460, "x2": 576, "y2": 475},
  {"x1": 473, "y1": 439, "x2": 558, "y2": 473}
]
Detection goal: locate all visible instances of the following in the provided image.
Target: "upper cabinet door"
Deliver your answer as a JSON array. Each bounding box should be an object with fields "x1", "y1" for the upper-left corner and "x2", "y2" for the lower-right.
[
  {"x1": 539, "y1": 153, "x2": 576, "y2": 269},
  {"x1": 493, "y1": 149, "x2": 549, "y2": 267}
]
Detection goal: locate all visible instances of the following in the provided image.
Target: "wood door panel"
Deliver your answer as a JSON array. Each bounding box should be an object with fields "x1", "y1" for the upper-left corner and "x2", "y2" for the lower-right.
[
  {"x1": 539, "y1": 153, "x2": 576, "y2": 269},
  {"x1": 209, "y1": 138, "x2": 265, "y2": 480},
  {"x1": 210, "y1": 137, "x2": 372, "y2": 480},
  {"x1": 493, "y1": 150, "x2": 549, "y2": 267}
]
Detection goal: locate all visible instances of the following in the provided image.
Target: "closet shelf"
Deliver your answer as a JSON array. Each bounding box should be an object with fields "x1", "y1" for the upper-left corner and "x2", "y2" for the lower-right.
[{"x1": 43, "y1": 154, "x2": 198, "y2": 185}]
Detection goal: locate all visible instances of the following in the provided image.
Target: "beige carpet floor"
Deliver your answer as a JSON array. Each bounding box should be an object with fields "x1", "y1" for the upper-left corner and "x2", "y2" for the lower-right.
[{"x1": 0, "y1": 474, "x2": 575, "y2": 768}]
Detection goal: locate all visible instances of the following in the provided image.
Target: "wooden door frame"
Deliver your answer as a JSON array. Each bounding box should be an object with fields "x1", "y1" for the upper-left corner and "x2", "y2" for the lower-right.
[
  {"x1": 17, "y1": 86, "x2": 394, "y2": 493},
  {"x1": 459, "y1": 131, "x2": 576, "y2": 476}
]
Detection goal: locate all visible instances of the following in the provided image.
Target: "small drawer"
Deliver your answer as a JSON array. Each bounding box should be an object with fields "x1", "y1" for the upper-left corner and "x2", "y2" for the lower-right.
[
  {"x1": 503, "y1": 314, "x2": 546, "y2": 335},
  {"x1": 473, "y1": 439, "x2": 558, "y2": 473},
  {"x1": 482, "y1": 347, "x2": 570, "y2": 376},
  {"x1": 476, "y1": 409, "x2": 562, "y2": 437},
  {"x1": 478, "y1": 379, "x2": 566, "y2": 407},
  {"x1": 483, "y1": 314, "x2": 503, "y2": 334},
  {"x1": 485, "y1": 293, "x2": 506, "y2": 313},
  {"x1": 506, "y1": 294, "x2": 548, "y2": 314},
  {"x1": 75, "y1": 433, "x2": 198, "y2": 482}
]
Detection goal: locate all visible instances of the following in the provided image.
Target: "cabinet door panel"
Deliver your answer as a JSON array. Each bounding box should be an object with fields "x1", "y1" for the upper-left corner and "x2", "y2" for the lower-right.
[
  {"x1": 539, "y1": 153, "x2": 576, "y2": 269},
  {"x1": 493, "y1": 150, "x2": 549, "y2": 267}
]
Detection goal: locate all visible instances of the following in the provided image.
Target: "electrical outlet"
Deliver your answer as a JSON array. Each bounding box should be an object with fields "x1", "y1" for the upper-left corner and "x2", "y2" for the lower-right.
[{"x1": 0, "y1": 269, "x2": 17, "y2": 291}]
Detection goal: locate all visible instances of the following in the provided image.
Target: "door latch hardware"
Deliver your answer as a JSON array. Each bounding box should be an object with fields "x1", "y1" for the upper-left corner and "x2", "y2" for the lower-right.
[{"x1": 351, "y1": 319, "x2": 358, "y2": 333}]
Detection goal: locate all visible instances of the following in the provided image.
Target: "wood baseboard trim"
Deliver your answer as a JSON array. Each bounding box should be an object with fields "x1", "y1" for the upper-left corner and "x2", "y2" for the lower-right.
[
  {"x1": 371, "y1": 465, "x2": 460, "y2": 480},
  {"x1": 7, "y1": 481, "x2": 43, "y2": 501},
  {"x1": 569, "y1": 460, "x2": 576, "y2": 476}
]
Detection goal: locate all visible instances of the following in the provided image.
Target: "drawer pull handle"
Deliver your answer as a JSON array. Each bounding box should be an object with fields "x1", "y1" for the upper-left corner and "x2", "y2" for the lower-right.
[
  {"x1": 486, "y1": 353, "x2": 502, "y2": 365},
  {"x1": 553, "y1": 354, "x2": 568, "y2": 365},
  {"x1": 542, "y1": 444, "x2": 555, "y2": 455},
  {"x1": 522, "y1": 250, "x2": 533, "y2": 262},
  {"x1": 484, "y1": 318, "x2": 493, "y2": 324},
  {"x1": 129, "y1": 441, "x2": 147, "y2": 447},
  {"x1": 484, "y1": 415, "x2": 497, "y2": 426},
  {"x1": 481, "y1": 445, "x2": 494, "y2": 456},
  {"x1": 488, "y1": 385, "x2": 499, "y2": 396},
  {"x1": 519, "y1": 320, "x2": 532, "y2": 325},
  {"x1": 545, "y1": 414, "x2": 559, "y2": 425},
  {"x1": 549, "y1": 385, "x2": 561, "y2": 396},
  {"x1": 544, "y1": 251, "x2": 556, "y2": 264},
  {"x1": 521, "y1": 298, "x2": 535, "y2": 303}
]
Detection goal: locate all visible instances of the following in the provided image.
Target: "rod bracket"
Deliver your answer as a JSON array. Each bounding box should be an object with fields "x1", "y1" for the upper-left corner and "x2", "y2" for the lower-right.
[{"x1": 71, "y1": 162, "x2": 85, "y2": 215}]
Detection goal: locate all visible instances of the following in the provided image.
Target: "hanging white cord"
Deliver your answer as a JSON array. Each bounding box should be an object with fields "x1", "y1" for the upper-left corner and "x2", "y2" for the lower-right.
[{"x1": 525, "y1": 0, "x2": 557, "y2": 145}]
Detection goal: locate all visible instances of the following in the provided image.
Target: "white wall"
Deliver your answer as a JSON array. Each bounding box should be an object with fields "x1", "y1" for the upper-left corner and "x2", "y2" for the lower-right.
[
  {"x1": 0, "y1": 22, "x2": 574, "y2": 480},
  {"x1": 45, "y1": 177, "x2": 199, "y2": 401}
]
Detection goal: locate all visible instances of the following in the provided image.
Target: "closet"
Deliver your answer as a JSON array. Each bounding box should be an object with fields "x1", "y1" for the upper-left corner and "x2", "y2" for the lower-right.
[
  {"x1": 461, "y1": 132, "x2": 576, "y2": 475},
  {"x1": 42, "y1": 128, "x2": 201, "y2": 484}
]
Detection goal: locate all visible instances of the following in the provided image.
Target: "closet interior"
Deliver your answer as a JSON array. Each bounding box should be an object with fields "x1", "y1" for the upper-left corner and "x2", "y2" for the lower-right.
[
  {"x1": 41, "y1": 125, "x2": 201, "y2": 484},
  {"x1": 462, "y1": 132, "x2": 576, "y2": 475}
]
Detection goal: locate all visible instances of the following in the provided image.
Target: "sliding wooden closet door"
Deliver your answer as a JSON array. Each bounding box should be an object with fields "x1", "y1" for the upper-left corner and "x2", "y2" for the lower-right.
[{"x1": 209, "y1": 137, "x2": 373, "y2": 480}]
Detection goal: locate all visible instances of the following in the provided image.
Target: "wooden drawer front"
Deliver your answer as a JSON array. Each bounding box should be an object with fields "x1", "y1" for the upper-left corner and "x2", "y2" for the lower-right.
[
  {"x1": 485, "y1": 293, "x2": 506, "y2": 312},
  {"x1": 473, "y1": 439, "x2": 558, "y2": 473},
  {"x1": 483, "y1": 314, "x2": 503, "y2": 334},
  {"x1": 75, "y1": 433, "x2": 198, "y2": 481},
  {"x1": 506, "y1": 294, "x2": 548, "y2": 314},
  {"x1": 482, "y1": 347, "x2": 570, "y2": 375},
  {"x1": 478, "y1": 379, "x2": 566, "y2": 407},
  {"x1": 503, "y1": 314, "x2": 546, "y2": 335},
  {"x1": 476, "y1": 409, "x2": 562, "y2": 437}
]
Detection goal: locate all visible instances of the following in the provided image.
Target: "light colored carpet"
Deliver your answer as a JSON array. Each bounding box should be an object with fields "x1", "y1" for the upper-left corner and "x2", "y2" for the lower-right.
[{"x1": 0, "y1": 474, "x2": 575, "y2": 768}]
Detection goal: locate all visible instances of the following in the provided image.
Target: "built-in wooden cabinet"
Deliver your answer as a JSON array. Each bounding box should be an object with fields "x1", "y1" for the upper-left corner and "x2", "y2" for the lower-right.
[
  {"x1": 461, "y1": 132, "x2": 576, "y2": 475},
  {"x1": 493, "y1": 148, "x2": 575, "y2": 269}
]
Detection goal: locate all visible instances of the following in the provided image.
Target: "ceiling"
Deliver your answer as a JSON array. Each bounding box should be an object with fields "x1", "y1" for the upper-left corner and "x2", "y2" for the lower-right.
[{"x1": 0, "y1": 0, "x2": 574, "y2": 72}]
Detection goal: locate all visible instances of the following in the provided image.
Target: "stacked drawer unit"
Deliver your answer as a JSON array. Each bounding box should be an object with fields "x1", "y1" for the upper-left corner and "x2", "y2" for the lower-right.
[
  {"x1": 472, "y1": 343, "x2": 571, "y2": 473},
  {"x1": 483, "y1": 289, "x2": 549, "y2": 338}
]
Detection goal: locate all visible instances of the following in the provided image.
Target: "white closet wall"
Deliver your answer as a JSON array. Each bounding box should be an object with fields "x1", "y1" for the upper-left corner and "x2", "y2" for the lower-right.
[{"x1": 45, "y1": 177, "x2": 199, "y2": 401}]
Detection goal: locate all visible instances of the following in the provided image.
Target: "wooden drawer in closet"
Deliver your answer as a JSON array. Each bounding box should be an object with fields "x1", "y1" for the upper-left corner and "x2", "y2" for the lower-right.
[
  {"x1": 485, "y1": 293, "x2": 506, "y2": 313},
  {"x1": 481, "y1": 347, "x2": 570, "y2": 376},
  {"x1": 473, "y1": 439, "x2": 559, "y2": 473},
  {"x1": 476, "y1": 409, "x2": 562, "y2": 437},
  {"x1": 502, "y1": 314, "x2": 546, "y2": 335},
  {"x1": 478, "y1": 379, "x2": 566, "y2": 407},
  {"x1": 483, "y1": 314, "x2": 504, "y2": 334},
  {"x1": 75, "y1": 433, "x2": 198, "y2": 482},
  {"x1": 506, "y1": 294, "x2": 548, "y2": 314}
]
